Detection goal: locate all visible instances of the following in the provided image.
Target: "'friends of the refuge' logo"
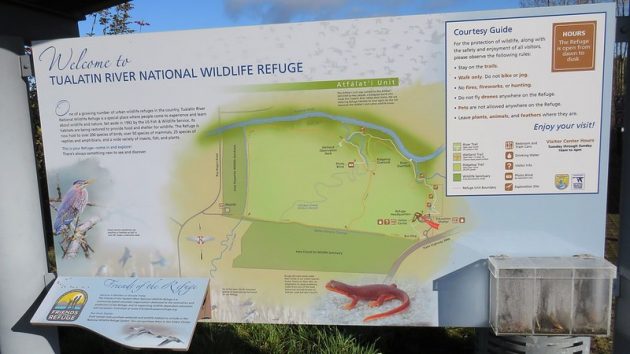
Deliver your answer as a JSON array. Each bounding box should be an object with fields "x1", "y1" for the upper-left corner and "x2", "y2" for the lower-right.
[{"x1": 47, "y1": 289, "x2": 88, "y2": 321}]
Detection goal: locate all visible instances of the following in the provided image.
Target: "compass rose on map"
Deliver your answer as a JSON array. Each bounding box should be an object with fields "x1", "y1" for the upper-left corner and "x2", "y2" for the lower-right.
[{"x1": 187, "y1": 223, "x2": 215, "y2": 260}]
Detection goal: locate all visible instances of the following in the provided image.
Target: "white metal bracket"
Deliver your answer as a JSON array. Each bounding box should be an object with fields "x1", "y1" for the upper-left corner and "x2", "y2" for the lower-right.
[
  {"x1": 43, "y1": 272, "x2": 56, "y2": 288},
  {"x1": 19, "y1": 54, "x2": 32, "y2": 78}
]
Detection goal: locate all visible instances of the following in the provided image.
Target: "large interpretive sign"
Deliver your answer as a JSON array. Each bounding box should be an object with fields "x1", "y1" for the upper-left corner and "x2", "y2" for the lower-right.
[{"x1": 33, "y1": 3, "x2": 614, "y2": 326}]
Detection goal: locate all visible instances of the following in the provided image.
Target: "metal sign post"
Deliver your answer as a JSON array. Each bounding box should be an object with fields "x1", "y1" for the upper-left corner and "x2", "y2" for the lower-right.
[
  {"x1": 613, "y1": 15, "x2": 630, "y2": 354},
  {"x1": 0, "y1": 36, "x2": 59, "y2": 354}
]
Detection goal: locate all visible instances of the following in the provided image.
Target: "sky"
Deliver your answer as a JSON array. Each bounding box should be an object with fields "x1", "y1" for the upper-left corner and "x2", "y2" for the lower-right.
[{"x1": 78, "y1": 0, "x2": 530, "y2": 35}]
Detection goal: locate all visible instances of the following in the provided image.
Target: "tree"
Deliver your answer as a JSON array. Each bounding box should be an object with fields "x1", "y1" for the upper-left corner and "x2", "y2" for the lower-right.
[{"x1": 86, "y1": 2, "x2": 149, "y2": 36}]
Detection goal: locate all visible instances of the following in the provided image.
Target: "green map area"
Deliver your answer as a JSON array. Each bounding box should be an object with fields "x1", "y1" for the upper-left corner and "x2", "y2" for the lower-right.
[{"x1": 196, "y1": 101, "x2": 460, "y2": 274}]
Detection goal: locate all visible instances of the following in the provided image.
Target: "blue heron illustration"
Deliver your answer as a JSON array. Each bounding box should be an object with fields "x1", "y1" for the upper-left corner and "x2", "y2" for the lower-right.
[{"x1": 53, "y1": 179, "x2": 92, "y2": 236}]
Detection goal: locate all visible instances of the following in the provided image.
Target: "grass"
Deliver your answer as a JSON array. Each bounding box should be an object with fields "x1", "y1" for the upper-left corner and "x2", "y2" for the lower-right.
[{"x1": 59, "y1": 324, "x2": 475, "y2": 353}]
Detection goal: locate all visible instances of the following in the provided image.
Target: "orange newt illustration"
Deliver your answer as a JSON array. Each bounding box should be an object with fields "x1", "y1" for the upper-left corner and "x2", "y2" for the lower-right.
[{"x1": 325, "y1": 280, "x2": 410, "y2": 322}]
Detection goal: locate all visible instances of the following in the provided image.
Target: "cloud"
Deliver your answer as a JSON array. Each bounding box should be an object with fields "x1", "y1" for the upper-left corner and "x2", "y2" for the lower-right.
[
  {"x1": 224, "y1": 0, "x2": 345, "y2": 23},
  {"x1": 223, "y1": 0, "x2": 457, "y2": 24}
]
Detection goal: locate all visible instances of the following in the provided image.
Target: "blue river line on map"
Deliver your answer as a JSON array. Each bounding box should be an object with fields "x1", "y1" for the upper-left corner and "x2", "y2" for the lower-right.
[{"x1": 205, "y1": 111, "x2": 445, "y2": 162}]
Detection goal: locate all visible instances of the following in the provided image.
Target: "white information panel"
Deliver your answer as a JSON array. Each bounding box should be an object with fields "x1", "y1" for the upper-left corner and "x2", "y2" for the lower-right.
[
  {"x1": 32, "y1": 3, "x2": 614, "y2": 327},
  {"x1": 32, "y1": 277, "x2": 208, "y2": 350},
  {"x1": 446, "y1": 14, "x2": 605, "y2": 196}
]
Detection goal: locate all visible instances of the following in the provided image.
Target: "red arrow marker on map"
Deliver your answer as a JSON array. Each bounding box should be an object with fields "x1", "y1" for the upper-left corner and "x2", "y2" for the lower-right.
[{"x1": 412, "y1": 212, "x2": 440, "y2": 230}]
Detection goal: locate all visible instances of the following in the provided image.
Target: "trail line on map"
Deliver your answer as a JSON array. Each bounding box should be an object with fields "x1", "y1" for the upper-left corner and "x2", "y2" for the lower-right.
[
  {"x1": 209, "y1": 127, "x2": 249, "y2": 278},
  {"x1": 173, "y1": 140, "x2": 223, "y2": 277}
]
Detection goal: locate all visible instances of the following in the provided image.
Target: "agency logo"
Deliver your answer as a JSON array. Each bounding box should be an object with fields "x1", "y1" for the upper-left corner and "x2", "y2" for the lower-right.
[
  {"x1": 47, "y1": 289, "x2": 88, "y2": 321},
  {"x1": 571, "y1": 174, "x2": 585, "y2": 190},
  {"x1": 554, "y1": 174, "x2": 570, "y2": 190}
]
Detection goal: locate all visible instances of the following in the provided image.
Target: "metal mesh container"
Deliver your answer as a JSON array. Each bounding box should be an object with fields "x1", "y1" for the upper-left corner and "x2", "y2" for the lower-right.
[{"x1": 488, "y1": 256, "x2": 616, "y2": 336}]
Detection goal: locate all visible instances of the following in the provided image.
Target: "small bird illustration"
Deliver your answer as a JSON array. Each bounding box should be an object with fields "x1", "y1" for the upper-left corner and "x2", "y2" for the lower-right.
[
  {"x1": 187, "y1": 223, "x2": 214, "y2": 260},
  {"x1": 151, "y1": 252, "x2": 167, "y2": 267},
  {"x1": 95, "y1": 265, "x2": 109, "y2": 276},
  {"x1": 157, "y1": 335, "x2": 183, "y2": 346},
  {"x1": 119, "y1": 247, "x2": 132, "y2": 267},
  {"x1": 125, "y1": 326, "x2": 183, "y2": 346},
  {"x1": 53, "y1": 179, "x2": 92, "y2": 236},
  {"x1": 125, "y1": 326, "x2": 155, "y2": 339}
]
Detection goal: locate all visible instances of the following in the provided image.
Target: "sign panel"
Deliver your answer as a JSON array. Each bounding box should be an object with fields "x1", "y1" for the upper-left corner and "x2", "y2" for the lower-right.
[
  {"x1": 446, "y1": 14, "x2": 605, "y2": 196},
  {"x1": 31, "y1": 277, "x2": 208, "y2": 350},
  {"x1": 33, "y1": 3, "x2": 614, "y2": 326}
]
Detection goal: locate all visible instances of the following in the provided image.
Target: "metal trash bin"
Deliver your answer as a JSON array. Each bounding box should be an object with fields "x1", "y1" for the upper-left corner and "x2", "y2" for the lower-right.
[{"x1": 476, "y1": 328, "x2": 591, "y2": 354}]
